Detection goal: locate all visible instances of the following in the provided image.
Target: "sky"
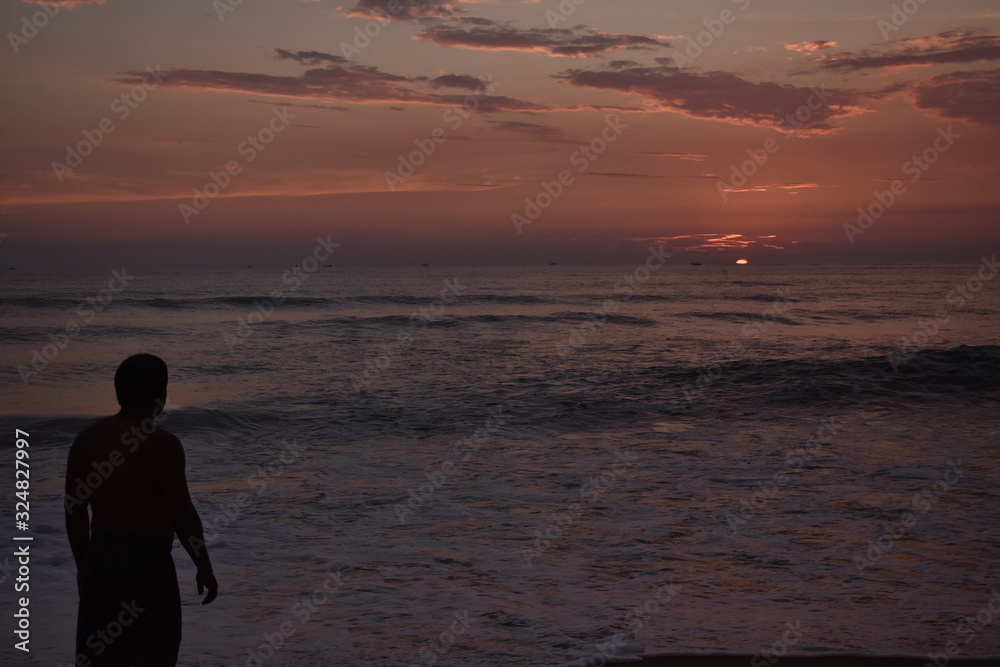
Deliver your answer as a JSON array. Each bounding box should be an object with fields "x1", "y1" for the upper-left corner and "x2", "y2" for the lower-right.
[{"x1": 1, "y1": 0, "x2": 998, "y2": 267}]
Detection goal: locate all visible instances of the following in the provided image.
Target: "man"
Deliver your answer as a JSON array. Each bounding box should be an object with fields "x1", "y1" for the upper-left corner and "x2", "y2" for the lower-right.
[{"x1": 65, "y1": 354, "x2": 218, "y2": 666}]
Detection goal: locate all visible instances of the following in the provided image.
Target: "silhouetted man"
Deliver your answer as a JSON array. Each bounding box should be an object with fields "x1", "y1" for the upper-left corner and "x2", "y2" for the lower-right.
[{"x1": 65, "y1": 354, "x2": 217, "y2": 666}]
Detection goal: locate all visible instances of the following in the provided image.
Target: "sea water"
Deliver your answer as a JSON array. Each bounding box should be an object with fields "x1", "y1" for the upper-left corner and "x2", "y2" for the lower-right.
[{"x1": 0, "y1": 263, "x2": 998, "y2": 666}]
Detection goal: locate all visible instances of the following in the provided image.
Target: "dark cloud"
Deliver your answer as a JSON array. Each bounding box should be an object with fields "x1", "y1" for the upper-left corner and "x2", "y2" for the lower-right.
[
  {"x1": 114, "y1": 49, "x2": 547, "y2": 112},
  {"x1": 587, "y1": 172, "x2": 660, "y2": 178},
  {"x1": 249, "y1": 99, "x2": 352, "y2": 113},
  {"x1": 417, "y1": 20, "x2": 668, "y2": 57},
  {"x1": 342, "y1": 0, "x2": 467, "y2": 21},
  {"x1": 909, "y1": 68, "x2": 1000, "y2": 127},
  {"x1": 429, "y1": 74, "x2": 488, "y2": 90},
  {"x1": 555, "y1": 64, "x2": 863, "y2": 132},
  {"x1": 639, "y1": 151, "x2": 709, "y2": 162},
  {"x1": 607, "y1": 60, "x2": 643, "y2": 69},
  {"x1": 817, "y1": 30, "x2": 1000, "y2": 71},
  {"x1": 274, "y1": 49, "x2": 349, "y2": 66}
]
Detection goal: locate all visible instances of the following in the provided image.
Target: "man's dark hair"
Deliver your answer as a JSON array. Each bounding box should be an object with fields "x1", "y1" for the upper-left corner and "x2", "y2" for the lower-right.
[{"x1": 114, "y1": 354, "x2": 168, "y2": 407}]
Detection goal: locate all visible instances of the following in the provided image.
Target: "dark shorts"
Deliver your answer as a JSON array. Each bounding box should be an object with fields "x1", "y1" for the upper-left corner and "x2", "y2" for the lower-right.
[{"x1": 75, "y1": 533, "x2": 181, "y2": 667}]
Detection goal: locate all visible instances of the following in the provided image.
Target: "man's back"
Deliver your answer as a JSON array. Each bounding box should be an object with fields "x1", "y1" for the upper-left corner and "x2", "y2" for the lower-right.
[{"x1": 67, "y1": 414, "x2": 176, "y2": 541}]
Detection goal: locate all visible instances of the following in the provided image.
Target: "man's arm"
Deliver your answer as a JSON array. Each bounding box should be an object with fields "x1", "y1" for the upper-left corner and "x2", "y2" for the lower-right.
[
  {"x1": 64, "y1": 436, "x2": 91, "y2": 576},
  {"x1": 157, "y1": 433, "x2": 218, "y2": 604}
]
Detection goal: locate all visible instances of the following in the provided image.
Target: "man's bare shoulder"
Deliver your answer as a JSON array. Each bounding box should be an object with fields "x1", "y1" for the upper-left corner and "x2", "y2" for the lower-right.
[
  {"x1": 71, "y1": 415, "x2": 182, "y2": 452},
  {"x1": 147, "y1": 428, "x2": 185, "y2": 461},
  {"x1": 73, "y1": 416, "x2": 114, "y2": 440},
  {"x1": 70, "y1": 417, "x2": 118, "y2": 452}
]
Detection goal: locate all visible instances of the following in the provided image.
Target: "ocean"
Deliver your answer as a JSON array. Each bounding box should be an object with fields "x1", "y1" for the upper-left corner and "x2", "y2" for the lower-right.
[{"x1": 1, "y1": 261, "x2": 998, "y2": 666}]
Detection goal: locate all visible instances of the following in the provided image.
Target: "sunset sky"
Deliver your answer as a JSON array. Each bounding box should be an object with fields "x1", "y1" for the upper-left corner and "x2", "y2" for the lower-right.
[{"x1": 1, "y1": 0, "x2": 998, "y2": 267}]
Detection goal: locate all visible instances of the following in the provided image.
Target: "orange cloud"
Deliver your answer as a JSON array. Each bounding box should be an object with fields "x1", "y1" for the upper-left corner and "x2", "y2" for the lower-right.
[
  {"x1": 631, "y1": 233, "x2": 789, "y2": 252},
  {"x1": 784, "y1": 40, "x2": 837, "y2": 53}
]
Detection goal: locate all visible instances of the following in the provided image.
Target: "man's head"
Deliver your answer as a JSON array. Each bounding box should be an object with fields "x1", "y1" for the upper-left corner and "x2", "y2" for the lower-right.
[{"x1": 114, "y1": 354, "x2": 168, "y2": 407}]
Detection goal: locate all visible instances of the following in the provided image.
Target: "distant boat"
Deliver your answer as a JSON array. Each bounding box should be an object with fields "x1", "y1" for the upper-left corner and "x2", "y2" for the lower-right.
[
  {"x1": 421, "y1": 263, "x2": 429, "y2": 267},
  {"x1": 549, "y1": 262, "x2": 557, "y2": 265},
  {"x1": 324, "y1": 264, "x2": 333, "y2": 267},
  {"x1": 691, "y1": 262, "x2": 702, "y2": 266}
]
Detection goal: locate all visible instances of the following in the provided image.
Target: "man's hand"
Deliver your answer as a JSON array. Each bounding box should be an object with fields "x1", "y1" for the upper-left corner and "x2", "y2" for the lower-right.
[{"x1": 197, "y1": 568, "x2": 218, "y2": 605}]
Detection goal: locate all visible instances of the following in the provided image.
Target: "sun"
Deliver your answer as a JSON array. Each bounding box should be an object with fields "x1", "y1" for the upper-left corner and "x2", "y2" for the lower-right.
[{"x1": 736, "y1": 259, "x2": 749, "y2": 265}]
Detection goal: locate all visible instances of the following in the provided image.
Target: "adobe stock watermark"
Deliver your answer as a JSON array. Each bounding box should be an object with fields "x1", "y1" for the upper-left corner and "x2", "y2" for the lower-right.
[
  {"x1": 201, "y1": 440, "x2": 301, "y2": 545},
  {"x1": 520, "y1": 448, "x2": 638, "y2": 566},
  {"x1": 8, "y1": 3, "x2": 61, "y2": 54},
  {"x1": 889, "y1": 255, "x2": 998, "y2": 371},
  {"x1": 217, "y1": 0, "x2": 408, "y2": 47},
  {"x1": 724, "y1": 417, "x2": 840, "y2": 534},
  {"x1": 384, "y1": 76, "x2": 500, "y2": 191},
  {"x1": 179, "y1": 106, "x2": 296, "y2": 224},
  {"x1": 717, "y1": 85, "x2": 835, "y2": 201},
  {"x1": 878, "y1": 0, "x2": 931, "y2": 40},
  {"x1": 511, "y1": 115, "x2": 628, "y2": 234},
  {"x1": 555, "y1": 246, "x2": 672, "y2": 357},
  {"x1": 545, "y1": 0, "x2": 588, "y2": 28},
  {"x1": 844, "y1": 126, "x2": 960, "y2": 244},
  {"x1": 236, "y1": 569, "x2": 345, "y2": 667},
  {"x1": 752, "y1": 620, "x2": 805, "y2": 667},
  {"x1": 57, "y1": 599, "x2": 145, "y2": 667},
  {"x1": 212, "y1": 0, "x2": 244, "y2": 21},
  {"x1": 351, "y1": 277, "x2": 467, "y2": 391},
  {"x1": 925, "y1": 589, "x2": 1000, "y2": 667},
  {"x1": 64, "y1": 399, "x2": 170, "y2": 517},
  {"x1": 852, "y1": 458, "x2": 965, "y2": 573},
  {"x1": 51, "y1": 66, "x2": 166, "y2": 182},
  {"x1": 411, "y1": 610, "x2": 474, "y2": 667},
  {"x1": 392, "y1": 406, "x2": 506, "y2": 525},
  {"x1": 671, "y1": 0, "x2": 751, "y2": 69},
  {"x1": 16, "y1": 268, "x2": 135, "y2": 384},
  {"x1": 682, "y1": 287, "x2": 796, "y2": 401},
  {"x1": 580, "y1": 579, "x2": 680, "y2": 667},
  {"x1": 223, "y1": 236, "x2": 340, "y2": 350},
  {"x1": 339, "y1": 0, "x2": 407, "y2": 57}
]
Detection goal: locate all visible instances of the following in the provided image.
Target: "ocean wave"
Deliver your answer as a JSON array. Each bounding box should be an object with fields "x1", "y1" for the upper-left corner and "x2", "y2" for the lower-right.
[
  {"x1": 675, "y1": 311, "x2": 803, "y2": 325},
  {"x1": 311, "y1": 312, "x2": 661, "y2": 329},
  {"x1": 662, "y1": 345, "x2": 1000, "y2": 409},
  {"x1": 0, "y1": 296, "x2": 86, "y2": 309},
  {"x1": 1, "y1": 294, "x2": 562, "y2": 311},
  {"x1": 6, "y1": 347, "x2": 996, "y2": 448}
]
